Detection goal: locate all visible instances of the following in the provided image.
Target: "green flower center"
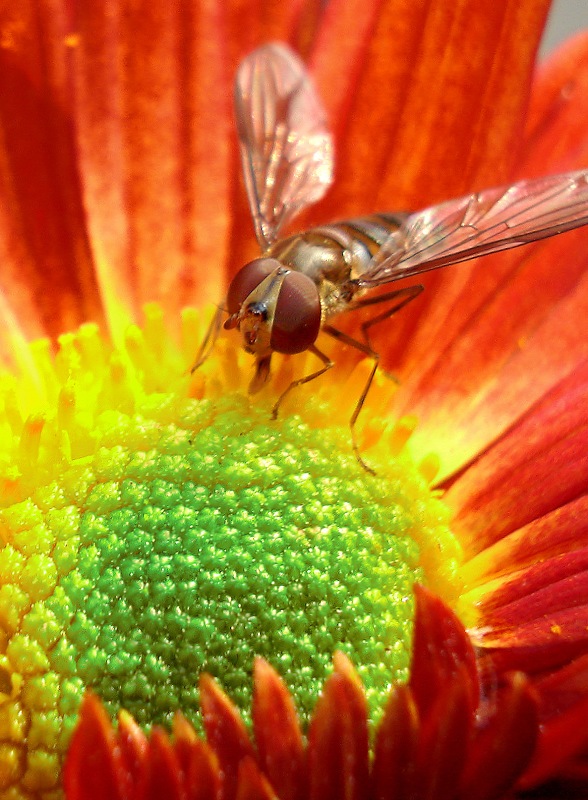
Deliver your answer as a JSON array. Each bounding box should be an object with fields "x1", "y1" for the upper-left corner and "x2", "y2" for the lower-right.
[{"x1": 0, "y1": 308, "x2": 461, "y2": 794}]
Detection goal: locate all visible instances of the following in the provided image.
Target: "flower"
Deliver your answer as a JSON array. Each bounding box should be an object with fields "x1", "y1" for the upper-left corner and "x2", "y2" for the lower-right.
[{"x1": 0, "y1": 1, "x2": 587, "y2": 799}]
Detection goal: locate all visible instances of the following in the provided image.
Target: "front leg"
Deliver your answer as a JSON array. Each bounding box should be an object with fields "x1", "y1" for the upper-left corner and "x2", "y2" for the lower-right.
[
  {"x1": 323, "y1": 284, "x2": 424, "y2": 473},
  {"x1": 271, "y1": 345, "x2": 333, "y2": 419}
]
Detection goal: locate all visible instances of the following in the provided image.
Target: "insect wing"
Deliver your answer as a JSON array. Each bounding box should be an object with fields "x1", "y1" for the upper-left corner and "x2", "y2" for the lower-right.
[
  {"x1": 235, "y1": 42, "x2": 334, "y2": 250},
  {"x1": 359, "y1": 170, "x2": 588, "y2": 286}
]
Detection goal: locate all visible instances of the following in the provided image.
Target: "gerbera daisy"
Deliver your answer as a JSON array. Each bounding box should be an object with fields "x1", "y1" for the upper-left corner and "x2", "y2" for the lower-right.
[{"x1": 0, "y1": 1, "x2": 587, "y2": 799}]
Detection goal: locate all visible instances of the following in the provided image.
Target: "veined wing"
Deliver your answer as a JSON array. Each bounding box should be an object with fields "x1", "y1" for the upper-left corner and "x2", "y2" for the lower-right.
[
  {"x1": 358, "y1": 171, "x2": 588, "y2": 286},
  {"x1": 235, "y1": 42, "x2": 334, "y2": 250}
]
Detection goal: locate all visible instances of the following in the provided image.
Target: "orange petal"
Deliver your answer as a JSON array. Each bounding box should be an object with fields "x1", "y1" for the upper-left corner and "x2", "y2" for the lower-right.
[
  {"x1": 311, "y1": 0, "x2": 550, "y2": 223},
  {"x1": 118, "y1": 709, "x2": 150, "y2": 794},
  {"x1": 172, "y1": 714, "x2": 223, "y2": 800},
  {"x1": 208, "y1": 0, "x2": 324, "y2": 279},
  {"x1": 385, "y1": 32, "x2": 588, "y2": 479},
  {"x1": 0, "y1": 0, "x2": 104, "y2": 339},
  {"x1": 225, "y1": 0, "x2": 320, "y2": 67},
  {"x1": 71, "y1": 0, "x2": 231, "y2": 336},
  {"x1": 252, "y1": 657, "x2": 306, "y2": 800},
  {"x1": 185, "y1": 740, "x2": 223, "y2": 800},
  {"x1": 523, "y1": 32, "x2": 588, "y2": 176},
  {"x1": 307, "y1": 652, "x2": 369, "y2": 800}
]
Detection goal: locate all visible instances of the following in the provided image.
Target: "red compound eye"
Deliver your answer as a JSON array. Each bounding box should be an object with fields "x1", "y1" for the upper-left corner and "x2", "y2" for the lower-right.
[
  {"x1": 270, "y1": 271, "x2": 321, "y2": 354},
  {"x1": 226, "y1": 258, "x2": 281, "y2": 315}
]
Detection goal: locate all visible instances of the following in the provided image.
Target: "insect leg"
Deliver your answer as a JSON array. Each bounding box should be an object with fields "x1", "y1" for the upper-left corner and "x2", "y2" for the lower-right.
[
  {"x1": 190, "y1": 305, "x2": 225, "y2": 374},
  {"x1": 271, "y1": 344, "x2": 334, "y2": 419},
  {"x1": 323, "y1": 284, "x2": 424, "y2": 474}
]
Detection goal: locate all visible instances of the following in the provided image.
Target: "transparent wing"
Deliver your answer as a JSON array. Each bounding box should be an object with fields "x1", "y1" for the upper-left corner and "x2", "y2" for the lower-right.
[
  {"x1": 358, "y1": 171, "x2": 588, "y2": 287},
  {"x1": 235, "y1": 42, "x2": 334, "y2": 250}
]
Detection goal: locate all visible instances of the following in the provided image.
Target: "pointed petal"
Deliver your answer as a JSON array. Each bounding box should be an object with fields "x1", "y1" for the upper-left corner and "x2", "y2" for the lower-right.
[
  {"x1": 252, "y1": 657, "x2": 306, "y2": 800},
  {"x1": 118, "y1": 709, "x2": 150, "y2": 794},
  {"x1": 416, "y1": 670, "x2": 472, "y2": 799},
  {"x1": 307, "y1": 652, "x2": 369, "y2": 800},
  {"x1": 173, "y1": 712, "x2": 199, "y2": 776},
  {"x1": 200, "y1": 673, "x2": 256, "y2": 800},
  {"x1": 235, "y1": 757, "x2": 278, "y2": 800},
  {"x1": 147, "y1": 728, "x2": 185, "y2": 800},
  {"x1": 172, "y1": 715, "x2": 222, "y2": 800},
  {"x1": 409, "y1": 586, "x2": 478, "y2": 718},
  {"x1": 63, "y1": 693, "x2": 130, "y2": 800},
  {"x1": 371, "y1": 684, "x2": 419, "y2": 800},
  {"x1": 186, "y1": 742, "x2": 223, "y2": 800}
]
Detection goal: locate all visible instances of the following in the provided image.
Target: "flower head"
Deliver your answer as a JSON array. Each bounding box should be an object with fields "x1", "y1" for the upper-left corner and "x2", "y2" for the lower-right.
[{"x1": 0, "y1": 1, "x2": 587, "y2": 799}]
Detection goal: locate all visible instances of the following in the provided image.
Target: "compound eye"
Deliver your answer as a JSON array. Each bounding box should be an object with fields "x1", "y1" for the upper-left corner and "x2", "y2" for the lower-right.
[
  {"x1": 270, "y1": 272, "x2": 321, "y2": 354},
  {"x1": 226, "y1": 258, "x2": 282, "y2": 315}
]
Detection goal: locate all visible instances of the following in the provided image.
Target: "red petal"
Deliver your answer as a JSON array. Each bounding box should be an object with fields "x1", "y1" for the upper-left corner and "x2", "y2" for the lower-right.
[
  {"x1": 63, "y1": 692, "x2": 131, "y2": 800},
  {"x1": 521, "y1": 656, "x2": 588, "y2": 788},
  {"x1": 371, "y1": 684, "x2": 419, "y2": 800},
  {"x1": 469, "y1": 559, "x2": 588, "y2": 672},
  {"x1": 185, "y1": 739, "x2": 222, "y2": 800},
  {"x1": 146, "y1": 728, "x2": 185, "y2": 800},
  {"x1": 460, "y1": 496, "x2": 588, "y2": 585},
  {"x1": 252, "y1": 657, "x2": 306, "y2": 800},
  {"x1": 536, "y1": 652, "x2": 588, "y2": 719},
  {"x1": 118, "y1": 710, "x2": 150, "y2": 795},
  {"x1": 459, "y1": 672, "x2": 538, "y2": 800},
  {"x1": 172, "y1": 715, "x2": 222, "y2": 800},
  {"x1": 409, "y1": 586, "x2": 478, "y2": 718},
  {"x1": 199, "y1": 674, "x2": 256, "y2": 800},
  {"x1": 416, "y1": 670, "x2": 472, "y2": 799},
  {"x1": 448, "y1": 362, "x2": 588, "y2": 553},
  {"x1": 196, "y1": 0, "x2": 325, "y2": 280},
  {"x1": 479, "y1": 551, "x2": 588, "y2": 622},
  {"x1": 307, "y1": 652, "x2": 369, "y2": 800}
]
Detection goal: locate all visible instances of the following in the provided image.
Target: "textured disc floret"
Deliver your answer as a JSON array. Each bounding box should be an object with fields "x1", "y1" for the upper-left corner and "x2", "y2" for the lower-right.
[{"x1": 0, "y1": 308, "x2": 460, "y2": 797}]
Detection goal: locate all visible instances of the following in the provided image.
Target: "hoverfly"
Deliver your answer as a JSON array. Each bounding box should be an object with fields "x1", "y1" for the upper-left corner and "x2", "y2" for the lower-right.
[{"x1": 194, "y1": 42, "x2": 588, "y2": 473}]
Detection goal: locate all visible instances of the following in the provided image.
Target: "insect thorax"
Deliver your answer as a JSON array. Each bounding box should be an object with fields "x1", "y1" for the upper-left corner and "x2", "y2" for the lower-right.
[{"x1": 265, "y1": 214, "x2": 406, "y2": 317}]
